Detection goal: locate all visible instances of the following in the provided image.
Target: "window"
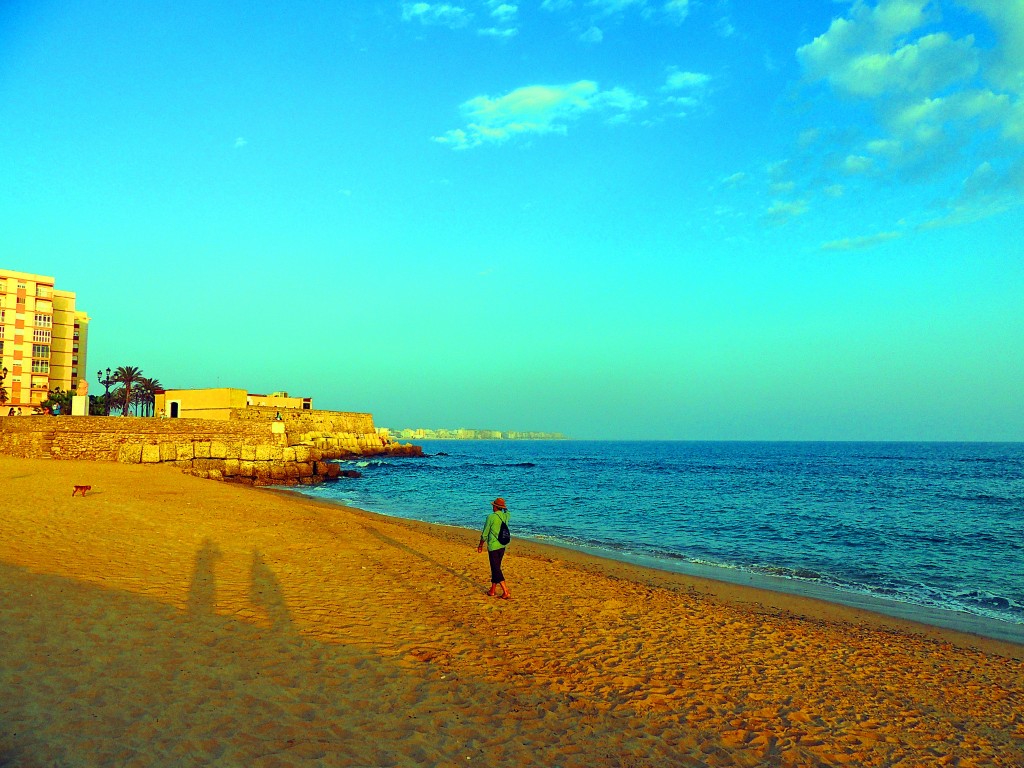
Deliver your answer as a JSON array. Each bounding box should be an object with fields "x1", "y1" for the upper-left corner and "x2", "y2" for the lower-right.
[
  {"x1": 33, "y1": 329, "x2": 52, "y2": 343},
  {"x1": 32, "y1": 344, "x2": 50, "y2": 359},
  {"x1": 35, "y1": 314, "x2": 52, "y2": 328},
  {"x1": 32, "y1": 360, "x2": 49, "y2": 373},
  {"x1": 35, "y1": 286, "x2": 52, "y2": 298},
  {"x1": 0, "y1": 341, "x2": 4, "y2": 355}
]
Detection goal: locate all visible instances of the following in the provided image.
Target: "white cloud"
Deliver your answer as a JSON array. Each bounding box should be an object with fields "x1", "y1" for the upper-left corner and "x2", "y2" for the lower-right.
[
  {"x1": 234, "y1": 137, "x2": 247, "y2": 149},
  {"x1": 591, "y1": 0, "x2": 646, "y2": 15},
  {"x1": 798, "y1": 128, "x2": 821, "y2": 147},
  {"x1": 958, "y1": 0, "x2": 1024, "y2": 92},
  {"x1": 478, "y1": 26, "x2": 518, "y2": 37},
  {"x1": 798, "y1": 0, "x2": 934, "y2": 81},
  {"x1": 541, "y1": 0, "x2": 572, "y2": 10},
  {"x1": 402, "y1": 2, "x2": 471, "y2": 28},
  {"x1": 714, "y1": 16, "x2": 735, "y2": 37},
  {"x1": 721, "y1": 171, "x2": 747, "y2": 186},
  {"x1": 434, "y1": 81, "x2": 647, "y2": 149},
  {"x1": 489, "y1": 2, "x2": 518, "y2": 22},
  {"x1": 843, "y1": 154, "x2": 875, "y2": 174},
  {"x1": 580, "y1": 25, "x2": 604, "y2": 43},
  {"x1": 803, "y1": 30, "x2": 979, "y2": 99},
  {"x1": 664, "y1": 0, "x2": 690, "y2": 24},
  {"x1": 664, "y1": 70, "x2": 711, "y2": 91},
  {"x1": 793, "y1": 0, "x2": 1024, "y2": 211},
  {"x1": 824, "y1": 184, "x2": 845, "y2": 197},
  {"x1": 764, "y1": 199, "x2": 809, "y2": 225},
  {"x1": 921, "y1": 157, "x2": 1024, "y2": 228},
  {"x1": 821, "y1": 230, "x2": 902, "y2": 251}
]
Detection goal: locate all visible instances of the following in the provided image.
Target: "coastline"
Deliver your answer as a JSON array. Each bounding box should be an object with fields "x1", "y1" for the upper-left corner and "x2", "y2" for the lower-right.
[{"x1": 3, "y1": 456, "x2": 1022, "y2": 766}]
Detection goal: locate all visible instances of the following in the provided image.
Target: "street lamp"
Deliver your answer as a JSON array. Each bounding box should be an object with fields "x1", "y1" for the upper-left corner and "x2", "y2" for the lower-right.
[{"x1": 97, "y1": 368, "x2": 115, "y2": 416}]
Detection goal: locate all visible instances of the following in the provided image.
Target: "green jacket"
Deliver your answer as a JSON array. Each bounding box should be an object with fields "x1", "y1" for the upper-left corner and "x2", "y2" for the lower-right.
[{"x1": 481, "y1": 509, "x2": 510, "y2": 552}]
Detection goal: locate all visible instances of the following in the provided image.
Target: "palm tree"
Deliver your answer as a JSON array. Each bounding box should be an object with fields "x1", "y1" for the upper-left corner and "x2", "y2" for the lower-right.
[
  {"x1": 108, "y1": 386, "x2": 126, "y2": 415},
  {"x1": 137, "y1": 377, "x2": 162, "y2": 417},
  {"x1": 113, "y1": 366, "x2": 143, "y2": 416}
]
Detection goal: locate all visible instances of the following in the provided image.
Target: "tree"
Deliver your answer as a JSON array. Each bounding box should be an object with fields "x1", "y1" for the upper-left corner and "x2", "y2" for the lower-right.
[
  {"x1": 136, "y1": 377, "x2": 162, "y2": 417},
  {"x1": 41, "y1": 387, "x2": 71, "y2": 415},
  {"x1": 113, "y1": 366, "x2": 143, "y2": 417}
]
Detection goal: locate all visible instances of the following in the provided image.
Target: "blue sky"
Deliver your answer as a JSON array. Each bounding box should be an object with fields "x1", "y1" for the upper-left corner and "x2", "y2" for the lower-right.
[{"x1": 1, "y1": 0, "x2": 1021, "y2": 439}]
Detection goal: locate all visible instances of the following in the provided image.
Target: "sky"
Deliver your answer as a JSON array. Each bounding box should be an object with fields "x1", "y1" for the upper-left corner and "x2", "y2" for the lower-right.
[{"x1": 1, "y1": 0, "x2": 1021, "y2": 440}]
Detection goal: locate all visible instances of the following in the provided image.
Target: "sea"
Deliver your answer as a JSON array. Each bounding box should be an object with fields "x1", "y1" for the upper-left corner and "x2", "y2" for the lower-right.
[{"x1": 289, "y1": 440, "x2": 1024, "y2": 644}]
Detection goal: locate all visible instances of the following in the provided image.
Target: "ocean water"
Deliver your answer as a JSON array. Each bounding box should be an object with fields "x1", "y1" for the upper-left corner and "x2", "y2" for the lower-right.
[{"x1": 291, "y1": 441, "x2": 1024, "y2": 640}]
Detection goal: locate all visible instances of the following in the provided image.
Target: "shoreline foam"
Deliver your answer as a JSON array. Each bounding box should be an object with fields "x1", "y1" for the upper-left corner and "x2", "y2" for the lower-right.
[{"x1": 3, "y1": 456, "x2": 1022, "y2": 766}]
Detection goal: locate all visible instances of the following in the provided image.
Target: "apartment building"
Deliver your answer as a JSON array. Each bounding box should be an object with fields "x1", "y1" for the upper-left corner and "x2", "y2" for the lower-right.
[{"x1": 0, "y1": 269, "x2": 90, "y2": 409}]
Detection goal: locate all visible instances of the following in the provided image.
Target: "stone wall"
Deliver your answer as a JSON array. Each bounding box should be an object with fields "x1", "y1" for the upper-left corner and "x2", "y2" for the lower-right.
[
  {"x1": 0, "y1": 413, "x2": 422, "y2": 486},
  {"x1": 229, "y1": 407, "x2": 376, "y2": 435}
]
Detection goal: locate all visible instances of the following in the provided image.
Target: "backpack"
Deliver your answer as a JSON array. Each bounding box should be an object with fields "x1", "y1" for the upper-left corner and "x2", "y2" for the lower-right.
[{"x1": 497, "y1": 513, "x2": 511, "y2": 546}]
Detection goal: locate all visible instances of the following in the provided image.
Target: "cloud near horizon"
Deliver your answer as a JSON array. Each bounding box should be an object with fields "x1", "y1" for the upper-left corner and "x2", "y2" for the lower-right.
[
  {"x1": 433, "y1": 81, "x2": 647, "y2": 149},
  {"x1": 821, "y1": 230, "x2": 902, "y2": 251}
]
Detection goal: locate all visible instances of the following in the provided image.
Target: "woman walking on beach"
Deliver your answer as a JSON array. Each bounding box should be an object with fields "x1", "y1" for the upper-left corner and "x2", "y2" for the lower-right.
[{"x1": 478, "y1": 497, "x2": 511, "y2": 599}]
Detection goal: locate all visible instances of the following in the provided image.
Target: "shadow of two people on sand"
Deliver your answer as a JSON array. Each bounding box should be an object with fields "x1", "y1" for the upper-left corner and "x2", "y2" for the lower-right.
[{"x1": 186, "y1": 538, "x2": 293, "y2": 632}]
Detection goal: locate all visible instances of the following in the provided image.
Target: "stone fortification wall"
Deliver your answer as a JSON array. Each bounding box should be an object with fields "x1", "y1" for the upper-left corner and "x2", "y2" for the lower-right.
[
  {"x1": 229, "y1": 407, "x2": 376, "y2": 435},
  {"x1": 0, "y1": 413, "x2": 421, "y2": 486}
]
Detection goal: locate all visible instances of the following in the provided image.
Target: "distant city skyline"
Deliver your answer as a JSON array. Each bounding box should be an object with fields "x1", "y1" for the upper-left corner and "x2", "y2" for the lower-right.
[{"x1": 1, "y1": 2, "x2": 1021, "y2": 440}]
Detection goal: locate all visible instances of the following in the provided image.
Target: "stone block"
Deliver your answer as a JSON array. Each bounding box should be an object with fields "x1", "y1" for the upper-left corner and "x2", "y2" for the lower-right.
[
  {"x1": 159, "y1": 443, "x2": 177, "y2": 461},
  {"x1": 207, "y1": 469, "x2": 224, "y2": 481},
  {"x1": 223, "y1": 459, "x2": 240, "y2": 476},
  {"x1": 255, "y1": 445, "x2": 274, "y2": 461},
  {"x1": 295, "y1": 461, "x2": 313, "y2": 477},
  {"x1": 241, "y1": 444, "x2": 257, "y2": 461},
  {"x1": 270, "y1": 463, "x2": 287, "y2": 480},
  {"x1": 195, "y1": 442, "x2": 211, "y2": 459},
  {"x1": 211, "y1": 441, "x2": 228, "y2": 459},
  {"x1": 141, "y1": 445, "x2": 161, "y2": 464},
  {"x1": 283, "y1": 447, "x2": 296, "y2": 462},
  {"x1": 117, "y1": 444, "x2": 143, "y2": 464},
  {"x1": 293, "y1": 445, "x2": 311, "y2": 462},
  {"x1": 239, "y1": 461, "x2": 257, "y2": 477},
  {"x1": 177, "y1": 443, "x2": 195, "y2": 461}
]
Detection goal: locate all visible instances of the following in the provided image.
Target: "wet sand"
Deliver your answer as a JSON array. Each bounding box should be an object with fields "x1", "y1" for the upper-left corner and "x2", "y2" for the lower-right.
[{"x1": 2, "y1": 456, "x2": 1022, "y2": 767}]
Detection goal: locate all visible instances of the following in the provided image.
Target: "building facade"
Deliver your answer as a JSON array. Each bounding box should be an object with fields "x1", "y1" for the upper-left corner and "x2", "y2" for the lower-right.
[
  {"x1": 154, "y1": 388, "x2": 313, "y2": 419},
  {"x1": 0, "y1": 269, "x2": 90, "y2": 409}
]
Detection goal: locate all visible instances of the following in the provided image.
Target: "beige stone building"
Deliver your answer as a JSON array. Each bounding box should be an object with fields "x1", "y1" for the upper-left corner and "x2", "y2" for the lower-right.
[
  {"x1": 155, "y1": 388, "x2": 312, "y2": 419},
  {"x1": 0, "y1": 269, "x2": 90, "y2": 409}
]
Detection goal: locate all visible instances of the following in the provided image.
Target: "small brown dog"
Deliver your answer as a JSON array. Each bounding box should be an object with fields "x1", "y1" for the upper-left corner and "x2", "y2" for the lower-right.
[{"x1": 72, "y1": 485, "x2": 91, "y2": 497}]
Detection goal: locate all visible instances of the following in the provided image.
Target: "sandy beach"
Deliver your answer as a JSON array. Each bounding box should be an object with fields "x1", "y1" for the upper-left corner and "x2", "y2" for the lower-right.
[{"x1": 2, "y1": 456, "x2": 1022, "y2": 767}]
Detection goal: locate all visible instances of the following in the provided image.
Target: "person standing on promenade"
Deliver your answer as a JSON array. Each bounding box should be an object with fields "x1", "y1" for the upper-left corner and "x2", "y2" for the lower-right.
[{"x1": 478, "y1": 497, "x2": 512, "y2": 599}]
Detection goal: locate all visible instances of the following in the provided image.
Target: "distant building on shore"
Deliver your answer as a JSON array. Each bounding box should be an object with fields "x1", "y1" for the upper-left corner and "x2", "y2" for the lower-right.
[
  {"x1": 0, "y1": 268, "x2": 90, "y2": 409},
  {"x1": 385, "y1": 427, "x2": 568, "y2": 440}
]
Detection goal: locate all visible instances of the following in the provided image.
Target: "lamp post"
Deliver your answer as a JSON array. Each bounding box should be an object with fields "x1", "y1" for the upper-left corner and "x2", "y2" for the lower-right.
[{"x1": 97, "y1": 368, "x2": 115, "y2": 416}]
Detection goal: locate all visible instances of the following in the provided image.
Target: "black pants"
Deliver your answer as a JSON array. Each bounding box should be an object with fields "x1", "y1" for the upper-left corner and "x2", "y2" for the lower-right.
[{"x1": 488, "y1": 547, "x2": 506, "y2": 584}]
